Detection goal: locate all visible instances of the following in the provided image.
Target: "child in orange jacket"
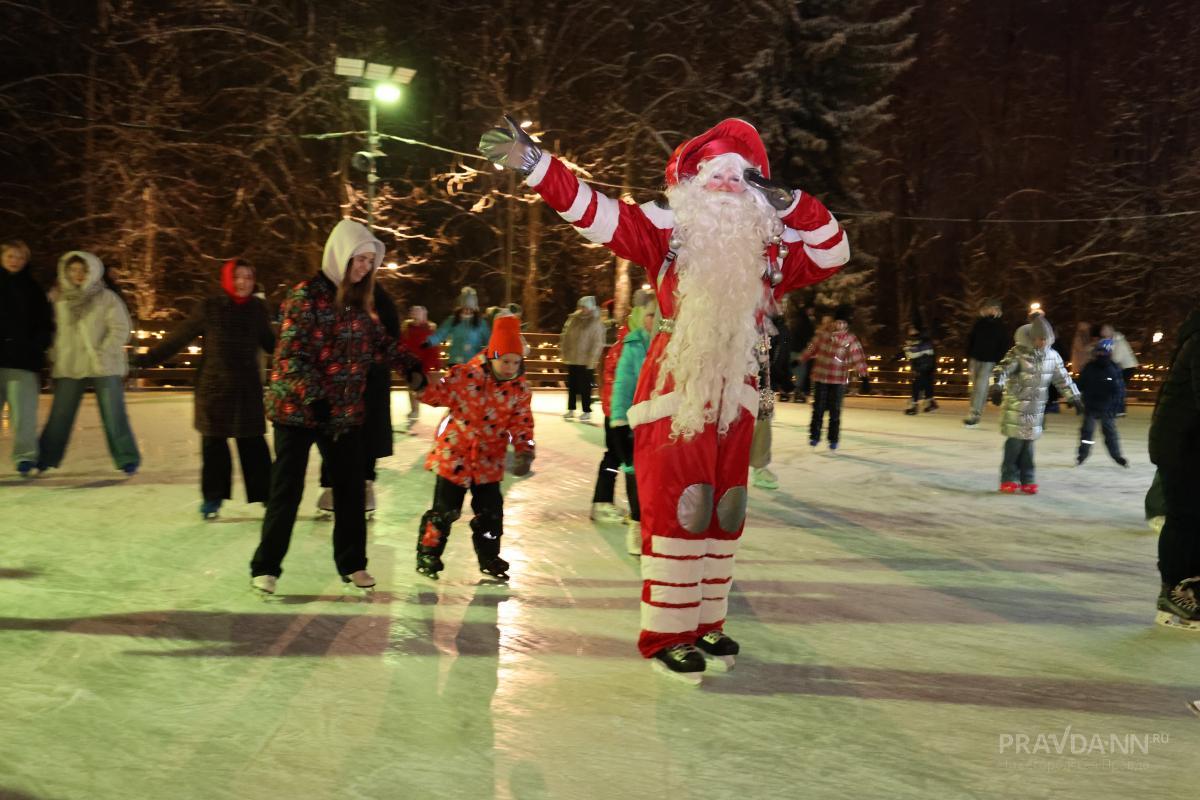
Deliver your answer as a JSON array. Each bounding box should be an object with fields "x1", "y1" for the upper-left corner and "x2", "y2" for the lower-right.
[{"x1": 416, "y1": 315, "x2": 534, "y2": 580}]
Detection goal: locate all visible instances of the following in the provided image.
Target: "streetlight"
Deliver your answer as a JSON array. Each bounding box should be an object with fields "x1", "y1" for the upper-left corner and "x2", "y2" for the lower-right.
[{"x1": 334, "y1": 57, "x2": 416, "y2": 229}]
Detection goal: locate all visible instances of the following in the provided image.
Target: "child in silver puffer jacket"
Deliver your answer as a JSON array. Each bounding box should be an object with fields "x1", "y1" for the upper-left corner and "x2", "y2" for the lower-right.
[{"x1": 989, "y1": 313, "x2": 1082, "y2": 494}]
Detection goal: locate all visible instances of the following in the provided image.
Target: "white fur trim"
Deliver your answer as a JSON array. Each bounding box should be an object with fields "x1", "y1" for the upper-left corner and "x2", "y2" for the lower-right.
[
  {"x1": 524, "y1": 152, "x2": 552, "y2": 187},
  {"x1": 782, "y1": 228, "x2": 804, "y2": 244},
  {"x1": 776, "y1": 190, "x2": 802, "y2": 218},
  {"x1": 640, "y1": 201, "x2": 675, "y2": 230},
  {"x1": 698, "y1": 597, "x2": 728, "y2": 625},
  {"x1": 804, "y1": 235, "x2": 851, "y2": 270},
  {"x1": 627, "y1": 391, "x2": 680, "y2": 429},
  {"x1": 737, "y1": 382, "x2": 759, "y2": 418},
  {"x1": 642, "y1": 603, "x2": 700, "y2": 633},
  {"x1": 702, "y1": 556, "x2": 735, "y2": 581},
  {"x1": 650, "y1": 536, "x2": 708, "y2": 558},
  {"x1": 650, "y1": 584, "x2": 702, "y2": 605},
  {"x1": 561, "y1": 182, "x2": 595, "y2": 224},
  {"x1": 797, "y1": 216, "x2": 840, "y2": 246},
  {"x1": 641, "y1": 554, "x2": 705, "y2": 584},
  {"x1": 579, "y1": 193, "x2": 621, "y2": 244},
  {"x1": 706, "y1": 538, "x2": 740, "y2": 556}
]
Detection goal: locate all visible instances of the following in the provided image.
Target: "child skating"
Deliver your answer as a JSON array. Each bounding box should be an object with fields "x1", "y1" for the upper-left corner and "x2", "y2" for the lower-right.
[
  {"x1": 416, "y1": 315, "x2": 534, "y2": 581},
  {"x1": 902, "y1": 325, "x2": 937, "y2": 415},
  {"x1": 799, "y1": 304, "x2": 867, "y2": 450},
  {"x1": 989, "y1": 313, "x2": 1081, "y2": 494},
  {"x1": 1075, "y1": 338, "x2": 1128, "y2": 468}
]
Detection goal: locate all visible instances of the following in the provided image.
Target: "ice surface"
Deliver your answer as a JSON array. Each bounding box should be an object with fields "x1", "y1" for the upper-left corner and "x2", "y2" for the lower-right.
[{"x1": 0, "y1": 391, "x2": 1194, "y2": 800}]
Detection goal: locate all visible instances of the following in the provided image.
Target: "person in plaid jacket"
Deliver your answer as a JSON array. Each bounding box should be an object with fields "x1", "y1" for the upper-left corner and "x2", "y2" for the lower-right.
[
  {"x1": 416, "y1": 315, "x2": 534, "y2": 581},
  {"x1": 799, "y1": 304, "x2": 867, "y2": 450}
]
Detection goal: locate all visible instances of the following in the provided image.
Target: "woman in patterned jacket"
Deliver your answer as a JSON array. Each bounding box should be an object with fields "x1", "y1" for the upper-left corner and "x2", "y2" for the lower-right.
[
  {"x1": 416, "y1": 314, "x2": 534, "y2": 581},
  {"x1": 248, "y1": 219, "x2": 426, "y2": 596}
]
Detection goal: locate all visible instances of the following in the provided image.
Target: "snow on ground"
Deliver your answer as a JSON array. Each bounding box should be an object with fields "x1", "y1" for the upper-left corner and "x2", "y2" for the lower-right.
[{"x1": 0, "y1": 390, "x2": 1193, "y2": 800}]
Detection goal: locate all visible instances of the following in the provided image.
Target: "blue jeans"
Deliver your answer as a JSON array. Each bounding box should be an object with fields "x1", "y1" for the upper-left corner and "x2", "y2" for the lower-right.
[
  {"x1": 0, "y1": 367, "x2": 40, "y2": 467},
  {"x1": 38, "y1": 376, "x2": 140, "y2": 470}
]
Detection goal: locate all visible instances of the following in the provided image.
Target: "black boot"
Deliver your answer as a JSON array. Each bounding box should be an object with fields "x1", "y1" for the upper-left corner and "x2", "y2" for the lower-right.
[
  {"x1": 471, "y1": 511, "x2": 509, "y2": 581},
  {"x1": 416, "y1": 510, "x2": 456, "y2": 580}
]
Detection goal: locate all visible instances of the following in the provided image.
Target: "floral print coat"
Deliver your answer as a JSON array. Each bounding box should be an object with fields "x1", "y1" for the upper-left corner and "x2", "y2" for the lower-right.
[
  {"x1": 423, "y1": 353, "x2": 534, "y2": 486},
  {"x1": 268, "y1": 273, "x2": 424, "y2": 435}
]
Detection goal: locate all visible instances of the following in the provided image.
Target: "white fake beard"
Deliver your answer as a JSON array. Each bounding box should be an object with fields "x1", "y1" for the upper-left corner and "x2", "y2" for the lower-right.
[{"x1": 657, "y1": 179, "x2": 776, "y2": 439}]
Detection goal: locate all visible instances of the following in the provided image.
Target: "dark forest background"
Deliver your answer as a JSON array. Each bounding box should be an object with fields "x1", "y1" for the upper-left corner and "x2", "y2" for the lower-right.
[{"x1": 1, "y1": 0, "x2": 1196, "y2": 348}]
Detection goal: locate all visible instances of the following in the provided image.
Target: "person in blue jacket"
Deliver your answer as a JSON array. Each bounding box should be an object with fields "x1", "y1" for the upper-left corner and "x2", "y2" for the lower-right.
[
  {"x1": 1075, "y1": 338, "x2": 1128, "y2": 467},
  {"x1": 427, "y1": 287, "x2": 490, "y2": 366},
  {"x1": 610, "y1": 298, "x2": 656, "y2": 556}
]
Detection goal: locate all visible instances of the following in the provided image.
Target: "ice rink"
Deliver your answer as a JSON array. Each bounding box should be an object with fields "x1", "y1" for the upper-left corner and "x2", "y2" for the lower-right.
[{"x1": 0, "y1": 390, "x2": 1194, "y2": 800}]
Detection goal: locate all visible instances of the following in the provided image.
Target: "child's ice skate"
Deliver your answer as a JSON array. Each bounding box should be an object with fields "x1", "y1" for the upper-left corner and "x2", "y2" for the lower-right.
[
  {"x1": 999, "y1": 482, "x2": 1018, "y2": 494},
  {"x1": 651, "y1": 643, "x2": 706, "y2": 685},
  {"x1": 341, "y1": 569, "x2": 376, "y2": 594},
  {"x1": 695, "y1": 630, "x2": 739, "y2": 672},
  {"x1": 416, "y1": 551, "x2": 444, "y2": 580},
  {"x1": 904, "y1": 400, "x2": 918, "y2": 416},
  {"x1": 479, "y1": 556, "x2": 510, "y2": 581},
  {"x1": 1020, "y1": 483, "x2": 1038, "y2": 495},
  {"x1": 1156, "y1": 578, "x2": 1200, "y2": 632},
  {"x1": 315, "y1": 487, "x2": 334, "y2": 520}
]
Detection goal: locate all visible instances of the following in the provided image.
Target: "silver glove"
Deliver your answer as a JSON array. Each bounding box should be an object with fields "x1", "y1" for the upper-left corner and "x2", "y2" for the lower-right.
[{"x1": 478, "y1": 114, "x2": 543, "y2": 176}]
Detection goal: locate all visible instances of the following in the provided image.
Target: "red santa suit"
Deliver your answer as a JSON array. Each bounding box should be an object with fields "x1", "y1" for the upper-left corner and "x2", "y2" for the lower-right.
[{"x1": 524, "y1": 120, "x2": 849, "y2": 657}]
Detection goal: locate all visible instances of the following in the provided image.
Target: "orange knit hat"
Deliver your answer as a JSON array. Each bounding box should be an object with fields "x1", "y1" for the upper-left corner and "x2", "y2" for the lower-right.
[{"x1": 487, "y1": 315, "x2": 523, "y2": 358}]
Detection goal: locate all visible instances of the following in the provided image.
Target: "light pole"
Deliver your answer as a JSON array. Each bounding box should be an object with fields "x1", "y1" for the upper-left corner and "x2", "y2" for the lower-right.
[{"x1": 334, "y1": 58, "x2": 415, "y2": 229}]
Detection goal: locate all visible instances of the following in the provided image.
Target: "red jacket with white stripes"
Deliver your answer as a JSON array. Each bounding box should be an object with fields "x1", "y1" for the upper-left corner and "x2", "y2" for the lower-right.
[{"x1": 525, "y1": 152, "x2": 850, "y2": 426}]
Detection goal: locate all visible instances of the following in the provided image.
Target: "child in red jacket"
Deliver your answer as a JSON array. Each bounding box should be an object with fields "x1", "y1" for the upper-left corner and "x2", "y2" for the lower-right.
[{"x1": 416, "y1": 315, "x2": 534, "y2": 580}]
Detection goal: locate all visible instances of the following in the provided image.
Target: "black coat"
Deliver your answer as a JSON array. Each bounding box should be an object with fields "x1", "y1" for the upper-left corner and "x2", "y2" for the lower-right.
[
  {"x1": 966, "y1": 316, "x2": 1009, "y2": 363},
  {"x1": 1077, "y1": 356, "x2": 1125, "y2": 415},
  {"x1": 0, "y1": 265, "x2": 54, "y2": 371},
  {"x1": 141, "y1": 294, "x2": 275, "y2": 438},
  {"x1": 363, "y1": 284, "x2": 400, "y2": 459},
  {"x1": 1149, "y1": 311, "x2": 1200, "y2": 469}
]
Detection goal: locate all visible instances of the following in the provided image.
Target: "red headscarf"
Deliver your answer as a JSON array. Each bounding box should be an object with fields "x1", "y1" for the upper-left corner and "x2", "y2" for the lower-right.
[{"x1": 221, "y1": 259, "x2": 252, "y2": 305}]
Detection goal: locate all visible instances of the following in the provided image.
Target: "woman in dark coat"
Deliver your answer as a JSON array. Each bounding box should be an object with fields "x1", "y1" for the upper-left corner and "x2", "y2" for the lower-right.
[
  {"x1": 0, "y1": 240, "x2": 54, "y2": 475},
  {"x1": 136, "y1": 259, "x2": 275, "y2": 518}
]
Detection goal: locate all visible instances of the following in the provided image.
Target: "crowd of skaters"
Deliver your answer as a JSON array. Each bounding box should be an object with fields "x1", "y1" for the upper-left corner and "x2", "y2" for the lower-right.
[{"x1": 3, "y1": 113, "x2": 1200, "y2": 686}]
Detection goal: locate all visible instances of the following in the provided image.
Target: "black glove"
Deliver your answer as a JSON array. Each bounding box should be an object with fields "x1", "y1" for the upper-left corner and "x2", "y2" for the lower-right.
[
  {"x1": 510, "y1": 449, "x2": 534, "y2": 477},
  {"x1": 478, "y1": 114, "x2": 544, "y2": 176},
  {"x1": 858, "y1": 375, "x2": 872, "y2": 395},
  {"x1": 311, "y1": 398, "x2": 332, "y2": 423},
  {"x1": 989, "y1": 386, "x2": 1003, "y2": 407},
  {"x1": 612, "y1": 424, "x2": 634, "y2": 467},
  {"x1": 743, "y1": 169, "x2": 795, "y2": 211}
]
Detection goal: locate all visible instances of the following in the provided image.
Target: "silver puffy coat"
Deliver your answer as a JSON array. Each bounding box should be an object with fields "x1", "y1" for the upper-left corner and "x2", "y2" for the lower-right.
[{"x1": 992, "y1": 325, "x2": 1082, "y2": 440}]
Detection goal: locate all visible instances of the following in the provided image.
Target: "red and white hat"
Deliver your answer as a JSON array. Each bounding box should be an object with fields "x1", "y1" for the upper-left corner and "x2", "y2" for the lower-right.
[{"x1": 664, "y1": 118, "x2": 770, "y2": 186}]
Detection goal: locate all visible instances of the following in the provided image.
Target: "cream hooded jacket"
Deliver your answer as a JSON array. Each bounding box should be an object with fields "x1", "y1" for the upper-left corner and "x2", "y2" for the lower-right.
[{"x1": 49, "y1": 251, "x2": 131, "y2": 379}]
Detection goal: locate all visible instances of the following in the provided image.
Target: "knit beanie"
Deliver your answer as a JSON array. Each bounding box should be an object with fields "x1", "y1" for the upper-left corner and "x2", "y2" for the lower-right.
[
  {"x1": 487, "y1": 315, "x2": 524, "y2": 359},
  {"x1": 409, "y1": 305, "x2": 428, "y2": 324},
  {"x1": 458, "y1": 286, "x2": 479, "y2": 311},
  {"x1": 1094, "y1": 338, "x2": 1114, "y2": 356},
  {"x1": 578, "y1": 295, "x2": 597, "y2": 312}
]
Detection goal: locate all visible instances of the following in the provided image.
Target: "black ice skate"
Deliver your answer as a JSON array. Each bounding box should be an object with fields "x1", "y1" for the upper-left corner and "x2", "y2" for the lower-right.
[
  {"x1": 652, "y1": 643, "x2": 706, "y2": 685},
  {"x1": 1156, "y1": 578, "x2": 1200, "y2": 631},
  {"x1": 416, "y1": 551, "x2": 444, "y2": 580},
  {"x1": 478, "y1": 556, "x2": 510, "y2": 581},
  {"x1": 695, "y1": 630, "x2": 740, "y2": 672},
  {"x1": 923, "y1": 399, "x2": 939, "y2": 413}
]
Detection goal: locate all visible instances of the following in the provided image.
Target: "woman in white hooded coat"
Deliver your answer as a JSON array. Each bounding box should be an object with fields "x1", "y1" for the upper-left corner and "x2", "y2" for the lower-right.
[{"x1": 38, "y1": 251, "x2": 139, "y2": 474}]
